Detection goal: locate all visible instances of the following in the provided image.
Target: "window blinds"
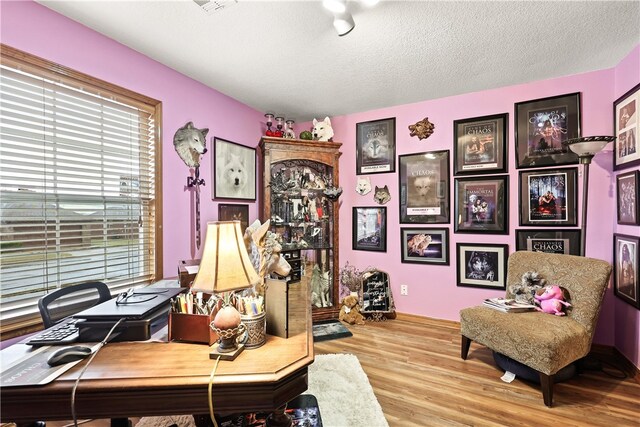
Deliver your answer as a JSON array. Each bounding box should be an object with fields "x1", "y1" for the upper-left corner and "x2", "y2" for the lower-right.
[{"x1": 0, "y1": 46, "x2": 161, "y2": 333}]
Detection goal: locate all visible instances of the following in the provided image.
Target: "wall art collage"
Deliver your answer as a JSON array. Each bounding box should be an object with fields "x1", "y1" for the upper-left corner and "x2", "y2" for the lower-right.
[{"x1": 351, "y1": 88, "x2": 638, "y2": 303}]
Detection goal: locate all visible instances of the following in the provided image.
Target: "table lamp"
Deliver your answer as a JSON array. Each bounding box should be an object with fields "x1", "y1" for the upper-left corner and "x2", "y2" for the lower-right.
[
  {"x1": 564, "y1": 136, "x2": 615, "y2": 257},
  {"x1": 191, "y1": 221, "x2": 260, "y2": 360}
]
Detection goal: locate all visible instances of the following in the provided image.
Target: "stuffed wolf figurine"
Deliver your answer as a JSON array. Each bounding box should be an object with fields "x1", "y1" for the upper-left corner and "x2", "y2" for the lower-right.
[
  {"x1": 173, "y1": 121, "x2": 209, "y2": 168},
  {"x1": 312, "y1": 117, "x2": 334, "y2": 142}
]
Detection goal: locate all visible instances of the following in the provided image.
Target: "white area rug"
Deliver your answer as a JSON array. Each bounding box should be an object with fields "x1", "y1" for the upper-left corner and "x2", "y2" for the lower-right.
[{"x1": 135, "y1": 353, "x2": 388, "y2": 427}]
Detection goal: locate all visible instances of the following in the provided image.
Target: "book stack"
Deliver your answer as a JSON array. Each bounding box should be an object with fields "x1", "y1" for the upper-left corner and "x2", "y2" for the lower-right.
[{"x1": 483, "y1": 298, "x2": 536, "y2": 313}]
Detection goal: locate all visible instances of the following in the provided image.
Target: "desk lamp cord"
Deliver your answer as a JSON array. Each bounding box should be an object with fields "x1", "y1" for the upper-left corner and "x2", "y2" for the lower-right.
[
  {"x1": 70, "y1": 318, "x2": 125, "y2": 427},
  {"x1": 208, "y1": 355, "x2": 222, "y2": 427}
]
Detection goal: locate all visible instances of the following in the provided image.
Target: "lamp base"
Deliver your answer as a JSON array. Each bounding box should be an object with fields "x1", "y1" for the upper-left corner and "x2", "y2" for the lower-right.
[{"x1": 210, "y1": 342, "x2": 245, "y2": 361}]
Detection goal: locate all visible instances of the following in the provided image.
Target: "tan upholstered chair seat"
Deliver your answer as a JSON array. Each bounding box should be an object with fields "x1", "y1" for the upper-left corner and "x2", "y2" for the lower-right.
[
  {"x1": 460, "y1": 308, "x2": 589, "y2": 375},
  {"x1": 459, "y1": 251, "x2": 612, "y2": 406}
]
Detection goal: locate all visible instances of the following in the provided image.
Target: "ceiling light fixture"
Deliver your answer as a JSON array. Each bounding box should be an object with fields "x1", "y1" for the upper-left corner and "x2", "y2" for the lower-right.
[
  {"x1": 333, "y1": 12, "x2": 356, "y2": 36},
  {"x1": 193, "y1": 0, "x2": 238, "y2": 15},
  {"x1": 360, "y1": 0, "x2": 380, "y2": 6},
  {"x1": 323, "y1": 0, "x2": 347, "y2": 14}
]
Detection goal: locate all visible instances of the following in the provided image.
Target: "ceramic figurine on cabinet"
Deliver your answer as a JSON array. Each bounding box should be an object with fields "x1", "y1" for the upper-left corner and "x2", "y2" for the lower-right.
[{"x1": 312, "y1": 117, "x2": 334, "y2": 142}]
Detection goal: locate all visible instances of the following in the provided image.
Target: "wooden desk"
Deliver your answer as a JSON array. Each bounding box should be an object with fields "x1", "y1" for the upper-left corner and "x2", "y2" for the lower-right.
[{"x1": 0, "y1": 282, "x2": 312, "y2": 424}]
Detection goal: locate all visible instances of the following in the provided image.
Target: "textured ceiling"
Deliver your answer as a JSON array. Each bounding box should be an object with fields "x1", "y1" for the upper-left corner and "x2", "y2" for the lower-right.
[{"x1": 37, "y1": 0, "x2": 640, "y2": 122}]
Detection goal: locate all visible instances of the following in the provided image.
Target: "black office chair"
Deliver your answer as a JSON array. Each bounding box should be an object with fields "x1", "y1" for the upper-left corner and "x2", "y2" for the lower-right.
[
  {"x1": 37, "y1": 282, "x2": 132, "y2": 427},
  {"x1": 38, "y1": 281, "x2": 112, "y2": 328}
]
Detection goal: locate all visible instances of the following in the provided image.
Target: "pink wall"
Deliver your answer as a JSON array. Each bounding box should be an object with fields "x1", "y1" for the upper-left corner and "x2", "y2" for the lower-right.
[
  {"x1": 0, "y1": 1, "x2": 263, "y2": 276},
  {"x1": 613, "y1": 45, "x2": 640, "y2": 368},
  {"x1": 3, "y1": 1, "x2": 638, "y2": 366},
  {"x1": 302, "y1": 67, "x2": 623, "y2": 348}
]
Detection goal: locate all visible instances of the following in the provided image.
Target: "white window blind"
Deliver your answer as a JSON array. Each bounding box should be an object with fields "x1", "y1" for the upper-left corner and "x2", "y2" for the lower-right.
[{"x1": 0, "y1": 46, "x2": 162, "y2": 334}]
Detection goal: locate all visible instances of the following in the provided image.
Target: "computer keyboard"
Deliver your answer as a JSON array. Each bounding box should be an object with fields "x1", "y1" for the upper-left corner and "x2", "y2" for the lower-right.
[{"x1": 26, "y1": 318, "x2": 80, "y2": 346}]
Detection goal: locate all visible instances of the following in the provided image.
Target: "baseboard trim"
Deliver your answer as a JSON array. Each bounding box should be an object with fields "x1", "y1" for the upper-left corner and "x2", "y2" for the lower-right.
[{"x1": 397, "y1": 312, "x2": 640, "y2": 379}]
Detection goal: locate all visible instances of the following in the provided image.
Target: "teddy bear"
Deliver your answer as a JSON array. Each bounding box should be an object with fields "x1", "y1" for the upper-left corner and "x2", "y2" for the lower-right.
[
  {"x1": 508, "y1": 271, "x2": 547, "y2": 305},
  {"x1": 534, "y1": 285, "x2": 572, "y2": 316},
  {"x1": 339, "y1": 295, "x2": 365, "y2": 325}
]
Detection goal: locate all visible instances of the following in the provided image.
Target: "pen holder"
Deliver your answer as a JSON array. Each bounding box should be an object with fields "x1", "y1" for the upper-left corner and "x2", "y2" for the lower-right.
[
  {"x1": 240, "y1": 312, "x2": 266, "y2": 349},
  {"x1": 168, "y1": 311, "x2": 218, "y2": 345}
]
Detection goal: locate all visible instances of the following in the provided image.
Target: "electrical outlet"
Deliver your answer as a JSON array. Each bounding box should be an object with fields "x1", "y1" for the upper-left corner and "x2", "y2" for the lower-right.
[{"x1": 400, "y1": 284, "x2": 408, "y2": 296}]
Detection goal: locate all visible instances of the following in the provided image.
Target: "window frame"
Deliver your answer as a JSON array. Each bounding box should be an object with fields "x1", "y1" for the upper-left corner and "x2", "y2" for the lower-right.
[{"x1": 0, "y1": 44, "x2": 163, "y2": 339}]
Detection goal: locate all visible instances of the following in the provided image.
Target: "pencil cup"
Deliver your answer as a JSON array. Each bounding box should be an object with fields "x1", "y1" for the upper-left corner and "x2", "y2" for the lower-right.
[{"x1": 241, "y1": 312, "x2": 266, "y2": 349}]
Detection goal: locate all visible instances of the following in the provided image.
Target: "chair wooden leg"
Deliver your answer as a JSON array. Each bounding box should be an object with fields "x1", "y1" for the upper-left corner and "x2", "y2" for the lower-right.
[
  {"x1": 461, "y1": 335, "x2": 472, "y2": 360},
  {"x1": 538, "y1": 372, "x2": 555, "y2": 407}
]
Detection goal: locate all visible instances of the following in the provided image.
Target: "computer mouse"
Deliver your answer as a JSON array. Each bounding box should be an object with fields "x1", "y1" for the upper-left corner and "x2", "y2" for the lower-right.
[{"x1": 46, "y1": 345, "x2": 93, "y2": 367}]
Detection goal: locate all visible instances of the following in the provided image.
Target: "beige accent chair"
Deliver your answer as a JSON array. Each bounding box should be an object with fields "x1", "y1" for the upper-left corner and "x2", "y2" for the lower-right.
[{"x1": 459, "y1": 251, "x2": 612, "y2": 407}]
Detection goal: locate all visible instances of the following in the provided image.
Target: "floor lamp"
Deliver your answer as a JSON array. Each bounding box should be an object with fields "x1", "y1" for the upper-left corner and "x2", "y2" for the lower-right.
[{"x1": 564, "y1": 136, "x2": 615, "y2": 257}]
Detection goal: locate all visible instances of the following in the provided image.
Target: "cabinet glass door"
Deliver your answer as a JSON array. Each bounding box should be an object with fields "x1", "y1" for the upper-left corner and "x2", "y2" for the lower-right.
[{"x1": 269, "y1": 159, "x2": 334, "y2": 309}]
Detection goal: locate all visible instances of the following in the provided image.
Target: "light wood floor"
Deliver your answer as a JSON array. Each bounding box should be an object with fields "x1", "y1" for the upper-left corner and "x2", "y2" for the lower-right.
[
  {"x1": 315, "y1": 314, "x2": 640, "y2": 427},
  {"x1": 24, "y1": 315, "x2": 640, "y2": 427}
]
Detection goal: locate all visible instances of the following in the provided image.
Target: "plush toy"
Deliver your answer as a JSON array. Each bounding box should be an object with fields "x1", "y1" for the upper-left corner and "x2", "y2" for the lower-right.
[
  {"x1": 339, "y1": 295, "x2": 365, "y2": 325},
  {"x1": 509, "y1": 271, "x2": 547, "y2": 305},
  {"x1": 534, "y1": 285, "x2": 572, "y2": 316}
]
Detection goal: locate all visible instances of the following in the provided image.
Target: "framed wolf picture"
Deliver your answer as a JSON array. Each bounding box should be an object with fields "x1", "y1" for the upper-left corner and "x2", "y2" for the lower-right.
[
  {"x1": 453, "y1": 113, "x2": 508, "y2": 175},
  {"x1": 213, "y1": 137, "x2": 257, "y2": 201},
  {"x1": 399, "y1": 150, "x2": 450, "y2": 224},
  {"x1": 456, "y1": 243, "x2": 508, "y2": 290},
  {"x1": 515, "y1": 92, "x2": 581, "y2": 168},
  {"x1": 356, "y1": 117, "x2": 396, "y2": 175},
  {"x1": 400, "y1": 227, "x2": 449, "y2": 265},
  {"x1": 614, "y1": 233, "x2": 639, "y2": 309}
]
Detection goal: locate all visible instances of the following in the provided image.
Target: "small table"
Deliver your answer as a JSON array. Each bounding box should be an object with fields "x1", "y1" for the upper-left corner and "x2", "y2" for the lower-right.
[{"x1": 0, "y1": 280, "x2": 312, "y2": 426}]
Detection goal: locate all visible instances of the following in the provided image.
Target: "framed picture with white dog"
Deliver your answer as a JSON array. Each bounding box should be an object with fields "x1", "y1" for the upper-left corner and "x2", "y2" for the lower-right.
[
  {"x1": 213, "y1": 137, "x2": 257, "y2": 201},
  {"x1": 399, "y1": 150, "x2": 450, "y2": 224}
]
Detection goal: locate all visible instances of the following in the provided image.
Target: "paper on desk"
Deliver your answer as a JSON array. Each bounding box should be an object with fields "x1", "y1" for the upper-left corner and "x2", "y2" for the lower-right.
[{"x1": 185, "y1": 265, "x2": 199, "y2": 275}]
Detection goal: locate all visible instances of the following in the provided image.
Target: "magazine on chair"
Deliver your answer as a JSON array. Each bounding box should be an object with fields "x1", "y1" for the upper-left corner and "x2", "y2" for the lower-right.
[{"x1": 483, "y1": 298, "x2": 536, "y2": 313}]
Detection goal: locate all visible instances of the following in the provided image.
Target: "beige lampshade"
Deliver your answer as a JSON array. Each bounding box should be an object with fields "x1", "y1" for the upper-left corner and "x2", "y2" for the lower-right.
[{"x1": 191, "y1": 221, "x2": 260, "y2": 293}]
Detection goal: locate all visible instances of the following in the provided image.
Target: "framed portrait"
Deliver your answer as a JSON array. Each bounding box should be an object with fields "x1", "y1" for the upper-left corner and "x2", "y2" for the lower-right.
[
  {"x1": 352, "y1": 207, "x2": 387, "y2": 252},
  {"x1": 515, "y1": 92, "x2": 581, "y2": 168},
  {"x1": 614, "y1": 83, "x2": 640, "y2": 171},
  {"x1": 399, "y1": 150, "x2": 450, "y2": 224},
  {"x1": 453, "y1": 113, "x2": 508, "y2": 175},
  {"x1": 519, "y1": 168, "x2": 578, "y2": 226},
  {"x1": 218, "y1": 204, "x2": 249, "y2": 231},
  {"x1": 613, "y1": 233, "x2": 639, "y2": 309},
  {"x1": 456, "y1": 243, "x2": 508, "y2": 290},
  {"x1": 617, "y1": 171, "x2": 639, "y2": 225},
  {"x1": 454, "y1": 175, "x2": 508, "y2": 234},
  {"x1": 356, "y1": 117, "x2": 396, "y2": 175},
  {"x1": 515, "y1": 229, "x2": 581, "y2": 256},
  {"x1": 400, "y1": 227, "x2": 449, "y2": 265},
  {"x1": 213, "y1": 137, "x2": 256, "y2": 201},
  {"x1": 361, "y1": 269, "x2": 393, "y2": 314}
]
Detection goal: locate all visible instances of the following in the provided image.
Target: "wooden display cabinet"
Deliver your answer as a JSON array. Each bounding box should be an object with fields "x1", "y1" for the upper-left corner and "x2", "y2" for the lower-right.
[{"x1": 260, "y1": 137, "x2": 342, "y2": 322}]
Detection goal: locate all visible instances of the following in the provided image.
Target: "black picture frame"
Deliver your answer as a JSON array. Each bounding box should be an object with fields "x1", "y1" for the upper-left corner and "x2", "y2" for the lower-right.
[
  {"x1": 213, "y1": 137, "x2": 257, "y2": 201},
  {"x1": 515, "y1": 92, "x2": 581, "y2": 169},
  {"x1": 400, "y1": 227, "x2": 449, "y2": 265},
  {"x1": 518, "y1": 168, "x2": 578, "y2": 226},
  {"x1": 356, "y1": 117, "x2": 396, "y2": 175},
  {"x1": 360, "y1": 269, "x2": 393, "y2": 314},
  {"x1": 515, "y1": 229, "x2": 581, "y2": 256},
  {"x1": 399, "y1": 150, "x2": 450, "y2": 224},
  {"x1": 617, "y1": 170, "x2": 639, "y2": 225},
  {"x1": 352, "y1": 206, "x2": 387, "y2": 252},
  {"x1": 614, "y1": 83, "x2": 640, "y2": 171},
  {"x1": 453, "y1": 113, "x2": 508, "y2": 175},
  {"x1": 218, "y1": 204, "x2": 249, "y2": 232},
  {"x1": 454, "y1": 175, "x2": 508, "y2": 234},
  {"x1": 613, "y1": 233, "x2": 639, "y2": 309},
  {"x1": 456, "y1": 243, "x2": 508, "y2": 290}
]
